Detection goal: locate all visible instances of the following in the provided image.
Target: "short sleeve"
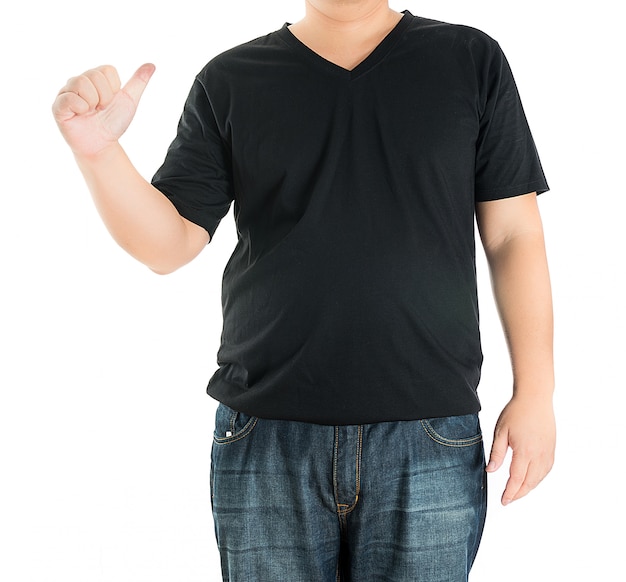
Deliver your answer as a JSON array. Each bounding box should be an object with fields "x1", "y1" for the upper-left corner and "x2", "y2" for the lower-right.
[
  {"x1": 474, "y1": 41, "x2": 549, "y2": 201},
  {"x1": 152, "y1": 78, "x2": 234, "y2": 239}
]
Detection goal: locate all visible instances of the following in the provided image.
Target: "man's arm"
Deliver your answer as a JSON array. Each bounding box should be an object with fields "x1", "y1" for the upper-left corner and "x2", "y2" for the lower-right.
[
  {"x1": 475, "y1": 192, "x2": 556, "y2": 505},
  {"x1": 52, "y1": 64, "x2": 209, "y2": 274}
]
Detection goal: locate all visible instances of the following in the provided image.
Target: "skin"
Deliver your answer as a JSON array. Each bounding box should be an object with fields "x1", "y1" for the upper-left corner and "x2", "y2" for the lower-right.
[
  {"x1": 52, "y1": 0, "x2": 555, "y2": 506},
  {"x1": 52, "y1": 64, "x2": 209, "y2": 275},
  {"x1": 288, "y1": 0, "x2": 403, "y2": 70},
  {"x1": 476, "y1": 194, "x2": 555, "y2": 504}
]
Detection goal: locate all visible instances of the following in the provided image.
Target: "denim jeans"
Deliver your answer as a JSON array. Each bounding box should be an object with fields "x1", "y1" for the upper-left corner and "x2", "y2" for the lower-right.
[{"x1": 210, "y1": 403, "x2": 487, "y2": 582}]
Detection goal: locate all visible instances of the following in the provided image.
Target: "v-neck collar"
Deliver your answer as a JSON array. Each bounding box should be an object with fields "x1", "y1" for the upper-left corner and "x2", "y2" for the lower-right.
[{"x1": 278, "y1": 10, "x2": 413, "y2": 80}]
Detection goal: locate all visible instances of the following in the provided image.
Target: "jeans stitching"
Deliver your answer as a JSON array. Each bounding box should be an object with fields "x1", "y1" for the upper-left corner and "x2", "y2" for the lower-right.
[
  {"x1": 337, "y1": 425, "x2": 362, "y2": 516},
  {"x1": 213, "y1": 417, "x2": 259, "y2": 445},
  {"x1": 420, "y1": 419, "x2": 483, "y2": 447},
  {"x1": 228, "y1": 410, "x2": 237, "y2": 435},
  {"x1": 333, "y1": 426, "x2": 340, "y2": 508}
]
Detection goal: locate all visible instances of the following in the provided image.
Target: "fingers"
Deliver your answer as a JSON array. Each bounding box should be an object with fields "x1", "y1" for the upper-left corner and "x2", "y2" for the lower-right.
[
  {"x1": 487, "y1": 437, "x2": 536, "y2": 506},
  {"x1": 492, "y1": 436, "x2": 554, "y2": 506},
  {"x1": 486, "y1": 425, "x2": 527, "y2": 505},
  {"x1": 486, "y1": 398, "x2": 556, "y2": 506},
  {"x1": 501, "y1": 451, "x2": 529, "y2": 505},
  {"x1": 90, "y1": 66, "x2": 120, "y2": 109},
  {"x1": 501, "y1": 454, "x2": 551, "y2": 505},
  {"x1": 98, "y1": 64, "x2": 122, "y2": 94},
  {"x1": 52, "y1": 64, "x2": 151, "y2": 121},
  {"x1": 53, "y1": 65, "x2": 117, "y2": 121},
  {"x1": 486, "y1": 425, "x2": 508, "y2": 473},
  {"x1": 486, "y1": 421, "x2": 554, "y2": 505},
  {"x1": 52, "y1": 91, "x2": 91, "y2": 121}
]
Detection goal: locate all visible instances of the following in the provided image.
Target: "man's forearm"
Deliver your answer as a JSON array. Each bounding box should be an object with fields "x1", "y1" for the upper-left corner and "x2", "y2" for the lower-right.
[
  {"x1": 486, "y1": 230, "x2": 555, "y2": 399},
  {"x1": 477, "y1": 195, "x2": 556, "y2": 503},
  {"x1": 75, "y1": 143, "x2": 208, "y2": 274}
]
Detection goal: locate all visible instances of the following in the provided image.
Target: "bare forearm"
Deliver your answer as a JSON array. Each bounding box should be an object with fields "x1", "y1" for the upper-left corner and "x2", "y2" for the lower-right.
[
  {"x1": 75, "y1": 143, "x2": 206, "y2": 274},
  {"x1": 477, "y1": 194, "x2": 556, "y2": 504},
  {"x1": 486, "y1": 231, "x2": 554, "y2": 400}
]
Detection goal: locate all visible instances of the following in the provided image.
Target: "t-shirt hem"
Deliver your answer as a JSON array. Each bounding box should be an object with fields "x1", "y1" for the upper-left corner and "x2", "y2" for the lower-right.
[
  {"x1": 475, "y1": 178, "x2": 549, "y2": 202},
  {"x1": 206, "y1": 390, "x2": 482, "y2": 426},
  {"x1": 154, "y1": 187, "x2": 221, "y2": 241}
]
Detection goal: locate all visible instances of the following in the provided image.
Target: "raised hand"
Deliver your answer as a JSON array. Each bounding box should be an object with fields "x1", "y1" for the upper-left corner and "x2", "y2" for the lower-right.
[{"x1": 52, "y1": 64, "x2": 155, "y2": 157}]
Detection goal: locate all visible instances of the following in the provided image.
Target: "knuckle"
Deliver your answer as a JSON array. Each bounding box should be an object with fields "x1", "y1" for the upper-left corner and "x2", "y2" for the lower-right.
[
  {"x1": 99, "y1": 64, "x2": 121, "y2": 88},
  {"x1": 84, "y1": 69, "x2": 106, "y2": 87},
  {"x1": 64, "y1": 75, "x2": 83, "y2": 92},
  {"x1": 73, "y1": 74, "x2": 92, "y2": 92},
  {"x1": 99, "y1": 64, "x2": 116, "y2": 76}
]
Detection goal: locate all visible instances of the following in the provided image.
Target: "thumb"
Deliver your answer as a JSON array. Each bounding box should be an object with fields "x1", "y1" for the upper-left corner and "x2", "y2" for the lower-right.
[
  {"x1": 486, "y1": 425, "x2": 509, "y2": 472},
  {"x1": 122, "y1": 63, "x2": 156, "y2": 105}
]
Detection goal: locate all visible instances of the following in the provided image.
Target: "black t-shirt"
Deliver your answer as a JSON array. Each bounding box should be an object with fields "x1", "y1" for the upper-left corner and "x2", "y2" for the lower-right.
[{"x1": 152, "y1": 11, "x2": 548, "y2": 425}]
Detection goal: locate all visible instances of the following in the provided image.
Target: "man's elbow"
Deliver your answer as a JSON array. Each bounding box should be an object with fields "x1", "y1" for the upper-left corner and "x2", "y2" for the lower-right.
[
  {"x1": 135, "y1": 221, "x2": 209, "y2": 275},
  {"x1": 150, "y1": 265, "x2": 178, "y2": 276},
  {"x1": 147, "y1": 258, "x2": 188, "y2": 275}
]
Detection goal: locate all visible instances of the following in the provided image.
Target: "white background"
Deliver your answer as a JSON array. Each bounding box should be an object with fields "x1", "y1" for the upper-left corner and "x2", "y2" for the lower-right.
[{"x1": 1, "y1": 1, "x2": 624, "y2": 580}]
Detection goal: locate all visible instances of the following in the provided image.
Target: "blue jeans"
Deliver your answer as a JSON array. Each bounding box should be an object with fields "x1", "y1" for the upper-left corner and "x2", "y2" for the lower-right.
[{"x1": 210, "y1": 404, "x2": 487, "y2": 581}]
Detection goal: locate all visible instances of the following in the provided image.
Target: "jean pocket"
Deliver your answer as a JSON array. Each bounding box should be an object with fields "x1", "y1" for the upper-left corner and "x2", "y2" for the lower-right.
[
  {"x1": 213, "y1": 403, "x2": 259, "y2": 445},
  {"x1": 420, "y1": 414, "x2": 483, "y2": 447}
]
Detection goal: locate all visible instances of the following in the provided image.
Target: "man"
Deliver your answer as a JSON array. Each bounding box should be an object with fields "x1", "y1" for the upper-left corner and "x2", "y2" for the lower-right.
[{"x1": 52, "y1": 1, "x2": 556, "y2": 580}]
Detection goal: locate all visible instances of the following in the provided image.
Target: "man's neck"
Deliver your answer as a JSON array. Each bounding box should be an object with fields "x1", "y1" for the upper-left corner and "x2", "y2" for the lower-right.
[{"x1": 289, "y1": 1, "x2": 403, "y2": 69}]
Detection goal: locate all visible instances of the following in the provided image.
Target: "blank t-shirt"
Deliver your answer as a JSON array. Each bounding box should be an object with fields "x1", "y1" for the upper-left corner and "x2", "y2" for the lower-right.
[{"x1": 152, "y1": 11, "x2": 549, "y2": 425}]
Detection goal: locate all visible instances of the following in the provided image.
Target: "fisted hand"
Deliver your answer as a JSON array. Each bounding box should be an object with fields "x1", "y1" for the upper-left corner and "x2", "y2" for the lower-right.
[{"x1": 52, "y1": 64, "x2": 155, "y2": 158}]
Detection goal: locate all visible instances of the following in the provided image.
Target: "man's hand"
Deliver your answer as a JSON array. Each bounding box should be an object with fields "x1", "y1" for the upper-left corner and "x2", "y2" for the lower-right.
[
  {"x1": 486, "y1": 395, "x2": 556, "y2": 505},
  {"x1": 52, "y1": 64, "x2": 155, "y2": 158}
]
